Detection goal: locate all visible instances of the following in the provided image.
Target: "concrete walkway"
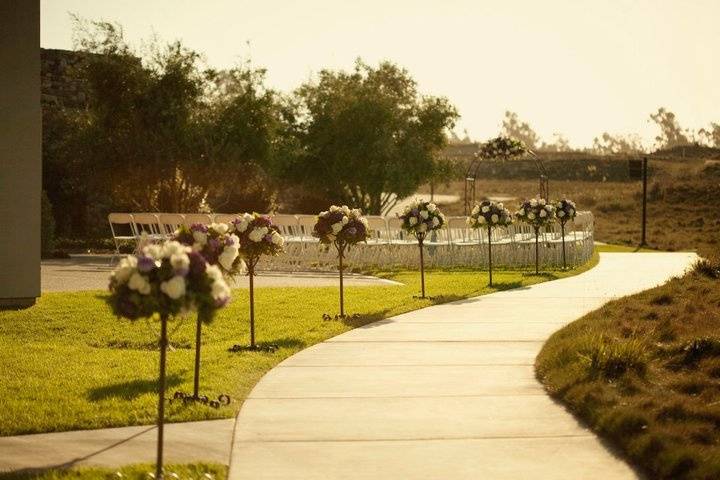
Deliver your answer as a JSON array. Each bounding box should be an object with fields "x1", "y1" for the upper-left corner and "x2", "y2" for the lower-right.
[
  {"x1": 42, "y1": 255, "x2": 398, "y2": 292},
  {"x1": 229, "y1": 252, "x2": 697, "y2": 479},
  {"x1": 0, "y1": 419, "x2": 234, "y2": 473}
]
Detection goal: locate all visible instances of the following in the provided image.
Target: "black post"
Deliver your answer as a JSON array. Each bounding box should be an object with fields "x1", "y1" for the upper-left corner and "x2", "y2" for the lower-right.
[
  {"x1": 418, "y1": 236, "x2": 426, "y2": 298},
  {"x1": 487, "y1": 225, "x2": 493, "y2": 287},
  {"x1": 249, "y1": 261, "x2": 255, "y2": 348},
  {"x1": 338, "y1": 243, "x2": 345, "y2": 317},
  {"x1": 156, "y1": 314, "x2": 168, "y2": 479},
  {"x1": 561, "y1": 222, "x2": 567, "y2": 270},
  {"x1": 192, "y1": 317, "x2": 202, "y2": 398},
  {"x1": 534, "y1": 227, "x2": 540, "y2": 275},
  {"x1": 641, "y1": 157, "x2": 648, "y2": 246}
]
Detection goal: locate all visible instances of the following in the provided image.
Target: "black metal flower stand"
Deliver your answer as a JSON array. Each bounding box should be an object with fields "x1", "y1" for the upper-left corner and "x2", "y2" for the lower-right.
[
  {"x1": 487, "y1": 225, "x2": 494, "y2": 286},
  {"x1": 156, "y1": 313, "x2": 169, "y2": 479},
  {"x1": 534, "y1": 226, "x2": 540, "y2": 275},
  {"x1": 417, "y1": 232, "x2": 427, "y2": 298},
  {"x1": 560, "y1": 221, "x2": 567, "y2": 270},
  {"x1": 192, "y1": 316, "x2": 202, "y2": 398},
  {"x1": 336, "y1": 240, "x2": 347, "y2": 317},
  {"x1": 230, "y1": 256, "x2": 277, "y2": 352}
]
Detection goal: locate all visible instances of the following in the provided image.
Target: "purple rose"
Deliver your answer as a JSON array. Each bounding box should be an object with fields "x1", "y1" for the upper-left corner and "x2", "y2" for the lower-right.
[
  {"x1": 188, "y1": 251, "x2": 207, "y2": 276},
  {"x1": 137, "y1": 255, "x2": 156, "y2": 273},
  {"x1": 190, "y1": 223, "x2": 208, "y2": 233}
]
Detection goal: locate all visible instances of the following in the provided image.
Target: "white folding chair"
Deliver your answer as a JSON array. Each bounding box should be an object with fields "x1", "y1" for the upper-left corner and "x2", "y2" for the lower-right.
[
  {"x1": 213, "y1": 213, "x2": 238, "y2": 225},
  {"x1": 386, "y1": 217, "x2": 416, "y2": 244},
  {"x1": 157, "y1": 213, "x2": 185, "y2": 238},
  {"x1": 296, "y1": 215, "x2": 319, "y2": 242},
  {"x1": 132, "y1": 213, "x2": 165, "y2": 243},
  {"x1": 273, "y1": 214, "x2": 301, "y2": 241},
  {"x1": 365, "y1": 216, "x2": 388, "y2": 244},
  {"x1": 183, "y1": 213, "x2": 213, "y2": 227},
  {"x1": 108, "y1": 213, "x2": 138, "y2": 260}
]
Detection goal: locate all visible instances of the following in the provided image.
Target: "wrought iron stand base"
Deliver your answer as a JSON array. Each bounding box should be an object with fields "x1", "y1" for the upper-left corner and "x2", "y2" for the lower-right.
[
  {"x1": 322, "y1": 313, "x2": 361, "y2": 321},
  {"x1": 228, "y1": 343, "x2": 279, "y2": 353},
  {"x1": 170, "y1": 391, "x2": 231, "y2": 409}
]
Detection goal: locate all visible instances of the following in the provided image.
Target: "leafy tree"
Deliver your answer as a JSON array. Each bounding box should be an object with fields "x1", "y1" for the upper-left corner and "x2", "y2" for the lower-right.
[
  {"x1": 699, "y1": 123, "x2": 720, "y2": 148},
  {"x1": 591, "y1": 132, "x2": 643, "y2": 154},
  {"x1": 501, "y1": 111, "x2": 540, "y2": 150},
  {"x1": 540, "y1": 133, "x2": 572, "y2": 152},
  {"x1": 280, "y1": 60, "x2": 458, "y2": 214},
  {"x1": 649, "y1": 107, "x2": 690, "y2": 149},
  {"x1": 70, "y1": 19, "x2": 283, "y2": 213}
]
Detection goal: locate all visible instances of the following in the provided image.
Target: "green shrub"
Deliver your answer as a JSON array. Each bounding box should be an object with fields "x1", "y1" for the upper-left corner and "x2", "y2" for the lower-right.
[{"x1": 578, "y1": 336, "x2": 648, "y2": 379}]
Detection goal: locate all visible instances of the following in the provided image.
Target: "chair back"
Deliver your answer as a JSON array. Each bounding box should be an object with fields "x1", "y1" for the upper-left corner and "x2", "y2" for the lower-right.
[
  {"x1": 157, "y1": 213, "x2": 185, "y2": 237},
  {"x1": 213, "y1": 213, "x2": 238, "y2": 225},
  {"x1": 447, "y1": 216, "x2": 470, "y2": 243},
  {"x1": 132, "y1": 213, "x2": 162, "y2": 236},
  {"x1": 108, "y1": 213, "x2": 137, "y2": 238},
  {"x1": 183, "y1": 213, "x2": 213, "y2": 227},
  {"x1": 365, "y1": 215, "x2": 388, "y2": 242},
  {"x1": 296, "y1": 214, "x2": 318, "y2": 239},
  {"x1": 273, "y1": 214, "x2": 300, "y2": 237}
]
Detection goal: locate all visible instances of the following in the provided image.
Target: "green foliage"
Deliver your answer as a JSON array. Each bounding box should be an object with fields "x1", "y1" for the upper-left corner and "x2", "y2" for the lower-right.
[
  {"x1": 0, "y1": 462, "x2": 226, "y2": 480},
  {"x1": 40, "y1": 190, "x2": 55, "y2": 257},
  {"x1": 280, "y1": 59, "x2": 458, "y2": 214},
  {"x1": 578, "y1": 336, "x2": 648, "y2": 379}
]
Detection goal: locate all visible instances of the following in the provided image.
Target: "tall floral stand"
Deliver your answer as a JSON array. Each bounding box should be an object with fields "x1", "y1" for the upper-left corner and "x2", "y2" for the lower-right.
[
  {"x1": 560, "y1": 221, "x2": 567, "y2": 270},
  {"x1": 335, "y1": 240, "x2": 347, "y2": 317},
  {"x1": 416, "y1": 232, "x2": 427, "y2": 298},
  {"x1": 156, "y1": 313, "x2": 169, "y2": 479},
  {"x1": 533, "y1": 226, "x2": 540, "y2": 274}
]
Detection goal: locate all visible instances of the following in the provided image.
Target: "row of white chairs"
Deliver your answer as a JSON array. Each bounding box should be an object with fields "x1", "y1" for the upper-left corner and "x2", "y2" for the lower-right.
[{"x1": 108, "y1": 211, "x2": 593, "y2": 257}]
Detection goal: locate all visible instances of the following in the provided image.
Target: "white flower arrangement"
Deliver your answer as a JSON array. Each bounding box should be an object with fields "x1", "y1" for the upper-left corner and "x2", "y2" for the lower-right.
[
  {"x1": 231, "y1": 213, "x2": 285, "y2": 262},
  {"x1": 108, "y1": 240, "x2": 232, "y2": 322},
  {"x1": 313, "y1": 205, "x2": 370, "y2": 245},
  {"x1": 554, "y1": 198, "x2": 577, "y2": 224},
  {"x1": 399, "y1": 199, "x2": 446, "y2": 237},
  {"x1": 467, "y1": 200, "x2": 513, "y2": 229},
  {"x1": 515, "y1": 198, "x2": 556, "y2": 228},
  {"x1": 174, "y1": 223, "x2": 243, "y2": 275},
  {"x1": 478, "y1": 136, "x2": 527, "y2": 160}
]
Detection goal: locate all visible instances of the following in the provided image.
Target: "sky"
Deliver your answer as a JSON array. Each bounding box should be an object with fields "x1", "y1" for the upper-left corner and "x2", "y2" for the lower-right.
[{"x1": 41, "y1": 0, "x2": 720, "y2": 149}]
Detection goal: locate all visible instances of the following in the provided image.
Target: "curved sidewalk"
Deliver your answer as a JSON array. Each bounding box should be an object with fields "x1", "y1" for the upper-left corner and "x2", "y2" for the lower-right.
[{"x1": 229, "y1": 252, "x2": 697, "y2": 479}]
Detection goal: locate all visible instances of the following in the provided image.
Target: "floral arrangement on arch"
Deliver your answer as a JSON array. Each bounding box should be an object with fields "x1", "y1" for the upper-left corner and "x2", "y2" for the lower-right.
[
  {"x1": 478, "y1": 136, "x2": 527, "y2": 159},
  {"x1": 467, "y1": 200, "x2": 513, "y2": 228},
  {"x1": 554, "y1": 198, "x2": 577, "y2": 224},
  {"x1": 231, "y1": 213, "x2": 285, "y2": 259},
  {"x1": 174, "y1": 223, "x2": 243, "y2": 274},
  {"x1": 399, "y1": 200, "x2": 446, "y2": 235},
  {"x1": 515, "y1": 198, "x2": 556, "y2": 228},
  {"x1": 108, "y1": 241, "x2": 231, "y2": 322},
  {"x1": 313, "y1": 206, "x2": 370, "y2": 245}
]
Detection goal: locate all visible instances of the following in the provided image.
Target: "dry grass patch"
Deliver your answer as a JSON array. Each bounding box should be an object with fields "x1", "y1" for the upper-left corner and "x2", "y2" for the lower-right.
[{"x1": 536, "y1": 259, "x2": 720, "y2": 479}]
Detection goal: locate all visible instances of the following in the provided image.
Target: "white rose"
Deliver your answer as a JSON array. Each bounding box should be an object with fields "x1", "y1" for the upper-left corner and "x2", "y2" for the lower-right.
[
  {"x1": 466, "y1": 217, "x2": 474, "y2": 226},
  {"x1": 271, "y1": 231, "x2": 284, "y2": 246},
  {"x1": 558, "y1": 211, "x2": 566, "y2": 217},
  {"x1": 205, "y1": 264, "x2": 223, "y2": 282},
  {"x1": 498, "y1": 203, "x2": 504, "y2": 209},
  {"x1": 478, "y1": 216, "x2": 486, "y2": 224},
  {"x1": 409, "y1": 217, "x2": 418, "y2": 226},
  {"x1": 128, "y1": 272, "x2": 151, "y2": 295},
  {"x1": 142, "y1": 245, "x2": 162, "y2": 260},
  {"x1": 114, "y1": 256, "x2": 137, "y2": 284},
  {"x1": 528, "y1": 212, "x2": 536, "y2": 220},
  {"x1": 227, "y1": 234, "x2": 240, "y2": 248},
  {"x1": 341, "y1": 216, "x2": 349, "y2": 225},
  {"x1": 471, "y1": 205, "x2": 480, "y2": 215},
  {"x1": 331, "y1": 222, "x2": 343, "y2": 234},
  {"x1": 432, "y1": 216, "x2": 440, "y2": 227},
  {"x1": 218, "y1": 248, "x2": 239, "y2": 271},
  {"x1": 539, "y1": 199, "x2": 546, "y2": 205},
  {"x1": 420, "y1": 210, "x2": 429, "y2": 220},
  {"x1": 518, "y1": 209, "x2": 525, "y2": 216},
  {"x1": 211, "y1": 279, "x2": 231, "y2": 301},
  {"x1": 491, "y1": 214, "x2": 499, "y2": 223},
  {"x1": 212, "y1": 223, "x2": 229, "y2": 235},
  {"x1": 235, "y1": 219, "x2": 248, "y2": 233},
  {"x1": 568, "y1": 208, "x2": 575, "y2": 215},
  {"x1": 170, "y1": 252, "x2": 190, "y2": 271},
  {"x1": 545, "y1": 205, "x2": 553, "y2": 211},
  {"x1": 162, "y1": 240, "x2": 189, "y2": 258},
  {"x1": 160, "y1": 275, "x2": 186, "y2": 300},
  {"x1": 249, "y1": 226, "x2": 268, "y2": 242},
  {"x1": 481, "y1": 206, "x2": 490, "y2": 213},
  {"x1": 330, "y1": 205, "x2": 340, "y2": 212},
  {"x1": 192, "y1": 231, "x2": 208, "y2": 245},
  {"x1": 540, "y1": 210, "x2": 547, "y2": 217},
  {"x1": 360, "y1": 217, "x2": 369, "y2": 227},
  {"x1": 427, "y1": 203, "x2": 437, "y2": 212},
  {"x1": 530, "y1": 199, "x2": 538, "y2": 206}
]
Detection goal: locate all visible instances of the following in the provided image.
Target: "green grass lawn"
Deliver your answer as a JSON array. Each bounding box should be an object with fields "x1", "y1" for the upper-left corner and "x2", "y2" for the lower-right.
[
  {"x1": 0, "y1": 257, "x2": 596, "y2": 436},
  {"x1": 0, "y1": 463, "x2": 225, "y2": 480},
  {"x1": 536, "y1": 258, "x2": 720, "y2": 480}
]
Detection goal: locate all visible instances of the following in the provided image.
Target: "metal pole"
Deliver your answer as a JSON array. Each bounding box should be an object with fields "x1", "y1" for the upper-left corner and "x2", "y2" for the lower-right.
[
  {"x1": 487, "y1": 225, "x2": 493, "y2": 287},
  {"x1": 534, "y1": 227, "x2": 539, "y2": 275},
  {"x1": 338, "y1": 243, "x2": 344, "y2": 317},
  {"x1": 419, "y1": 237, "x2": 426, "y2": 298},
  {"x1": 156, "y1": 314, "x2": 168, "y2": 479},
  {"x1": 192, "y1": 317, "x2": 201, "y2": 398},
  {"x1": 641, "y1": 157, "x2": 648, "y2": 246},
  {"x1": 249, "y1": 262, "x2": 255, "y2": 348},
  {"x1": 561, "y1": 222, "x2": 567, "y2": 270},
  {"x1": 464, "y1": 180, "x2": 468, "y2": 216}
]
